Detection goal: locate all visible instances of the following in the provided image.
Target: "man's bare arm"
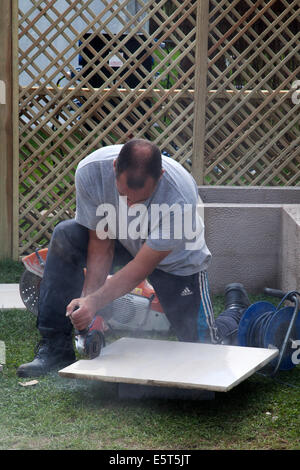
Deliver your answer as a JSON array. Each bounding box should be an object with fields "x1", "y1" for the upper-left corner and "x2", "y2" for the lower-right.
[
  {"x1": 81, "y1": 230, "x2": 115, "y2": 297},
  {"x1": 66, "y1": 243, "x2": 171, "y2": 331},
  {"x1": 91, "y1": 243, "x2": 170, "y2": 306}
]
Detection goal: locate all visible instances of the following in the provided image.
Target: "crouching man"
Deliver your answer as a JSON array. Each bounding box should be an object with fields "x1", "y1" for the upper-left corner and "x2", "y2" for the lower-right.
[{"x1": 17, "y1": 139, "x2": 250, "y2": 377}]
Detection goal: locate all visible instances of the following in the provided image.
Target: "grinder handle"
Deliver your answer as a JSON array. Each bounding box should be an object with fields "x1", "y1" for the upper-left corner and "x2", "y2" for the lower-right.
[
  {"x1": 75, "y1": 327, "x2": 89, "y2": 335},
  {"x1": 67, "y1": 305, "x2": 89, "y2": 335}
]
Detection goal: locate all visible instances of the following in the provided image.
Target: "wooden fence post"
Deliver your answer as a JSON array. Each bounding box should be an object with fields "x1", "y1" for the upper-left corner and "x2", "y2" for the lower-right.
[
  {"x1": 192, "y1": 0, "x2": 209, "y2": 185},
  {"x1": 0, "y1": 0, "x2": 18, "y2": 260}
]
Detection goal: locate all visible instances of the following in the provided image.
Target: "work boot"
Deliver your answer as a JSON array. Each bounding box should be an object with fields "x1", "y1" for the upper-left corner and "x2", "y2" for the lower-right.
[
  {"x1": 225, "y1": 283, "x2": 251, "y2": 312},
  {"x1": 17, "y1": 330, "x2": 75, "y2": 378}
]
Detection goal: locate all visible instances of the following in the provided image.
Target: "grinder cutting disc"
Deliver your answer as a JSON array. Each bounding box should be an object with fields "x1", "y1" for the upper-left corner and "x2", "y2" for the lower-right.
[{"x1": 19, "y1": 269, "x2": 41, "y2": 315}]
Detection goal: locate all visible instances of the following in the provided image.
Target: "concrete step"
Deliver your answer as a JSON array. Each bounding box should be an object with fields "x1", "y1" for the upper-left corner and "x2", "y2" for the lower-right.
[{"x1": 0, "y1": 284, "x2": 25, "y2": 309}]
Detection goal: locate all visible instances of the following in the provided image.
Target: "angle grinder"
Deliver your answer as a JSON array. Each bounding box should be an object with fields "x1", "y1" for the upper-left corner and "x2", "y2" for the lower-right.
[
  {"x1": 19, "y1": 248, "x2": 170, "y2": 361},
  {"x1": 74, "y1": 315, "x2": 106, "y2": 359}
]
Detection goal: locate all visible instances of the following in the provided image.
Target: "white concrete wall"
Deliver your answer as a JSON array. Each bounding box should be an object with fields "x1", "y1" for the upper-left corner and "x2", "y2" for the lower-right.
[
  {"x1": 203, "y1": 204, "x2": 282, "y2": 294},
  {"x1": 198, "y1": 187, "x2": 300, "y2": 295},
  {"x1": 280, "y1": 206, "x2": 300, "y2": 293}
]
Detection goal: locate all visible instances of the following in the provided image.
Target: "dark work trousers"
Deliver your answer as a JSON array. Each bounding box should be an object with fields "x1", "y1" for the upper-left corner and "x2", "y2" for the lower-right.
[{"x1": 38, "y1": 219, "x2": 242, "y2": 343}]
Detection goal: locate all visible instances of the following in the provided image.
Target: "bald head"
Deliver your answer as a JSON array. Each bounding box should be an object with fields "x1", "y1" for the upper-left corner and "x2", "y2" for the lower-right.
[{"x1": 115, "y1": 139, "x2": 162, "y2": 189}]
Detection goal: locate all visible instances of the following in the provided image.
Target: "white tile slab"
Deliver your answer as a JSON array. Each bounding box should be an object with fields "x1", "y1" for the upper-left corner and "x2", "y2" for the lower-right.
[
  {"x1": 0, "y1": 284, "x2": 25, "y2": 309},
  {"x1": 59, "y1": 337, "x2": 278, "y2": 392}
]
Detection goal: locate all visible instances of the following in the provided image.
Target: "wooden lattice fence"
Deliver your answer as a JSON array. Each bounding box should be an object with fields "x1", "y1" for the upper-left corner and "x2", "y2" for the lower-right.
[
  {"x1": 206, "y1": 0, "x2": 300, "y2": 185},
  {"x1": 17, "y1": 0, "x2": 299, "y2": 255}
]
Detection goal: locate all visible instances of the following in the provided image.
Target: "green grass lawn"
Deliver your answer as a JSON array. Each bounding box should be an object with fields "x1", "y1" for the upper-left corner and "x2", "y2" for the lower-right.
[{"x1": 0, "y1": 259, "x2": 300, "y2": 450}]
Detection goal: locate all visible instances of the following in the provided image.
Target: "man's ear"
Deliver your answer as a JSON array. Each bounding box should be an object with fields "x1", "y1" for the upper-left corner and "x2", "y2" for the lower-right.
[{"x1": 113, "y1": 159, "x2": 118, "y2": 176}]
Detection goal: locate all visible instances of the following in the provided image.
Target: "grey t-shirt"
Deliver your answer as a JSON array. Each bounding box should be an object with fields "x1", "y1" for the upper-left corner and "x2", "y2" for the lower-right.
[{"x1": 75, "y1": 145, "x2": 211, "y2": 275}]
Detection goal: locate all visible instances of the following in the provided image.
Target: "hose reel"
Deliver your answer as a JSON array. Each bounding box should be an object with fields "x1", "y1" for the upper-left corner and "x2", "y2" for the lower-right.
[{"x1": 238, "y1": 289, "x2": 300, "y2": 375}]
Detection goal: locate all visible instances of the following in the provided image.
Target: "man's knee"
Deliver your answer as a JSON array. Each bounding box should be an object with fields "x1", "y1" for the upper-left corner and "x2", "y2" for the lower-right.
[{"x1": 50, "y1": 219, "x2": 89, "y2": 263}]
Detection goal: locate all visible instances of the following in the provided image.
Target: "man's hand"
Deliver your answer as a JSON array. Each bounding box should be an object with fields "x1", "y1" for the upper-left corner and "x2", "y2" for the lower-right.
[
  {"x1": 66, "y1": 243, "x2": 171, "y2": 331},
  {"x1": 66, "y1": 294, "x2": 99, "y2": 331}
]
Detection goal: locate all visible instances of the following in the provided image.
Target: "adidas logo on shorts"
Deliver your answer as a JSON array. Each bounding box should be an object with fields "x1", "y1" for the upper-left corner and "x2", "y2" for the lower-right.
[{"x1": 180, "y1": 286, "x2": 193, "y2": 296}]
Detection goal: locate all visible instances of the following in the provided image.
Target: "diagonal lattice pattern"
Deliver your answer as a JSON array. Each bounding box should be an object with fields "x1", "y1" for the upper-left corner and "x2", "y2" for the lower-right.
[
  {"x1": 205, "y1": 0, "x2": 300, "y2": 185},
  {"x1": 19, "y1": 0, "x2": 197, "y2": 254},
  {"x1": 18, "y1": 0, "x2": 299, "y2": 255}
]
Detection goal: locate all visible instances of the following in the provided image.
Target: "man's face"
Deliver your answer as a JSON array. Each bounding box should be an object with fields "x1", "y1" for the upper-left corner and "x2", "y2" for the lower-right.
[{"x1": 115, "y1": 171, "x2": 158, "y2": 207}]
